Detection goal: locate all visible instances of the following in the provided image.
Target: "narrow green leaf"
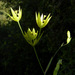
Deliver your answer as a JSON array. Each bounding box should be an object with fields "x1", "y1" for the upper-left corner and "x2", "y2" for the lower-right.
[{"x1": 53, "y1": 59, "x2": 62, "y2": 75}]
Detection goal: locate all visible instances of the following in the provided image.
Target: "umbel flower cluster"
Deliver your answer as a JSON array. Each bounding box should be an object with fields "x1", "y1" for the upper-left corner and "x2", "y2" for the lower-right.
[
  {"x1": 6, "y1": 6, "x2": 71, "y2": 46},
  {"x1": 6, "y1": 6, "x2": 52, "y2": 46}
]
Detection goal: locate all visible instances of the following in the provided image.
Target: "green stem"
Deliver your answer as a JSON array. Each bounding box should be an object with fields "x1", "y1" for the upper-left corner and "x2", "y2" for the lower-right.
[
  {"x1": 44, "y1": 43, "x2": 64, "y2": 74},
  {"x1": 17, "y1": 21, "x2": 24, "y2": 35},
  {"x1": 39, "y1": 28, "x2": 42, "y2": 36},
  {"x1": 33, "y1": 46, "x2": 45, "y2": 75}
]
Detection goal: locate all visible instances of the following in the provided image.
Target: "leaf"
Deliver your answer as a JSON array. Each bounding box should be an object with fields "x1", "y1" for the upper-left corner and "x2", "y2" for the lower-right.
[{"x1": 53, "y1": 59, "x2": 62, "y2": 75}]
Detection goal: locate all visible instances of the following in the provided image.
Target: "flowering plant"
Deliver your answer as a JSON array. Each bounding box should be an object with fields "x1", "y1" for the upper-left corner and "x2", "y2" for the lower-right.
[{"x1": 6, "y1": 6, "x2": 71, "y2": 75}]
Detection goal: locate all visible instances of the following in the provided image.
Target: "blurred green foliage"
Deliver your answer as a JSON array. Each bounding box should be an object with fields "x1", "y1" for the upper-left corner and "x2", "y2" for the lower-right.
[{"x1": 0, "y1": 0, "x2": 75, "y2": 75}]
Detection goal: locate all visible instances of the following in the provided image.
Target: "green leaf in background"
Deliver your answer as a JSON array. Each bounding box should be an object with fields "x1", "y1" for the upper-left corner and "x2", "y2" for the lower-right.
[{"x1": 53, "y1": 59, "x2": 62, "y2": 75}]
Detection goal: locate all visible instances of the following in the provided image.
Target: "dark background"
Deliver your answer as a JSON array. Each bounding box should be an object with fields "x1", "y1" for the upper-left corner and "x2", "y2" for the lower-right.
[{"x1": 0, "y1": 0, "x2": 75, "y2": 75}]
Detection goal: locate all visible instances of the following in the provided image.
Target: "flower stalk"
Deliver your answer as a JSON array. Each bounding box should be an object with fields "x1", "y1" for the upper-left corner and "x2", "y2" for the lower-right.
[
  {"x1": 33, "y1": 46, "x2": 45, "y2": 75},
  {"x1": 17, "y1": 21, "x2": 24, "y2": 36}
]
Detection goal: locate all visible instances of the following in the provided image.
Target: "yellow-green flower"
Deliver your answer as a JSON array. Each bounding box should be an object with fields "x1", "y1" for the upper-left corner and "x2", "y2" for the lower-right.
[
  {"x1": 7, "y1": 6, "x2": 22, "y2": 22},
  {"x1": 67, "y1": 30, "x2": 71, "y2": 44},
  {"x1": 35, "y1": 12, "x2": 52, "y2": 28},
  {"x1": 24, "y1": 28, "x2": 38, "y2": 46}
]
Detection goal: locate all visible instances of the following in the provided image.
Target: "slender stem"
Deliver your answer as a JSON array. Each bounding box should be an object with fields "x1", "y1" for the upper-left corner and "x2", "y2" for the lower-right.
[
  {"x1": 17, "y1": 21, "x2": 24, "y2": 35},
  {"x1": 44, "y1": 43, "x2": 64, "y2": 74},
  {"x1": 52, "y1": 45, "x2": 62, "y2": 58},
  {"x1": 53, "y1": 43, "x2": 67, "y2": 58},
  {"x1": 39, "y1": 28, "x2": 42, "y2": 36},
  {"x1": 33, "y1": 46, "x2": 45, "y2": 75}
]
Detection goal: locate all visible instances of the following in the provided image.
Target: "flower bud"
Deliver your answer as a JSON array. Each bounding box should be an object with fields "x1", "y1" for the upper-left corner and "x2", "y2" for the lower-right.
[{"x1": 67, "y1": 30, "x2": 71, "y2": 44}]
